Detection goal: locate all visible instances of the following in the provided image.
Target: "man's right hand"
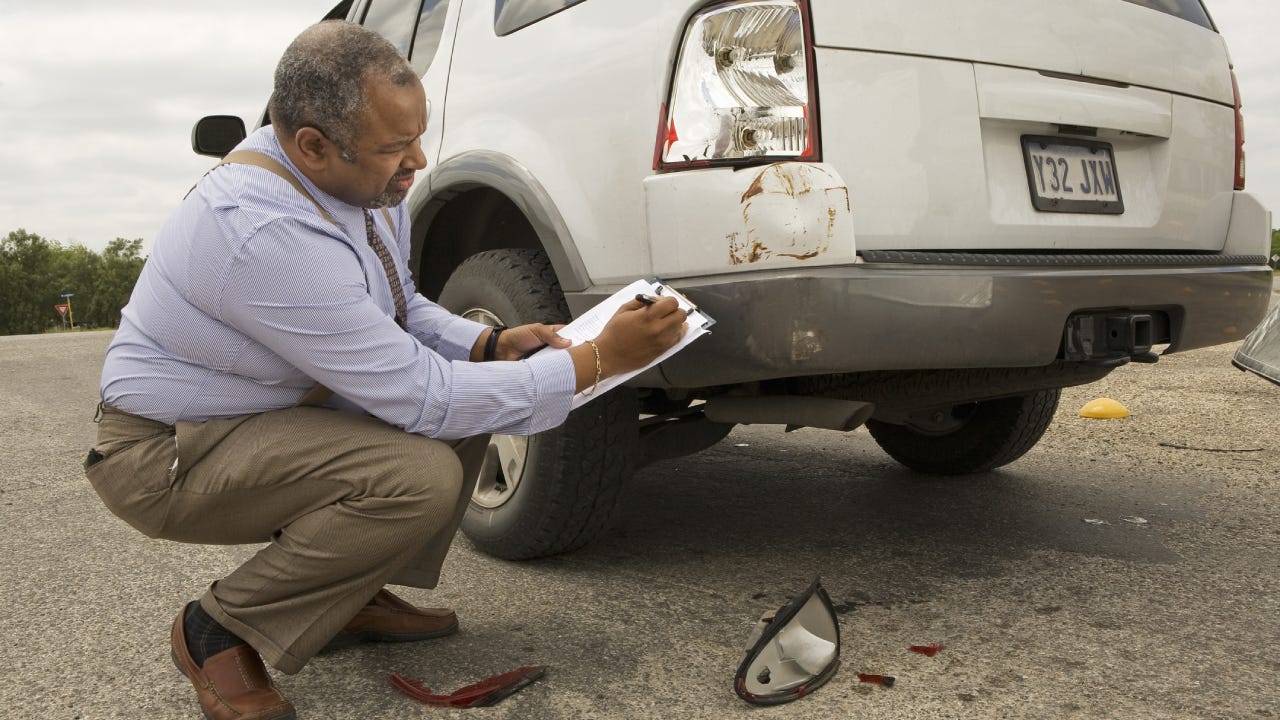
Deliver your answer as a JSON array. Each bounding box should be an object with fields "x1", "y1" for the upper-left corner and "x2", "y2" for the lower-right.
[{"x1": 568, "y1": 296, "x2": 688, "y2": 393}]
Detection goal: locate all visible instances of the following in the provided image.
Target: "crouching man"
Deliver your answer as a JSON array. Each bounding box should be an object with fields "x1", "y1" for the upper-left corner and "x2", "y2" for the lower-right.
[{"x1": 86, "y1": 20, "x2": 685, "y2": 719}]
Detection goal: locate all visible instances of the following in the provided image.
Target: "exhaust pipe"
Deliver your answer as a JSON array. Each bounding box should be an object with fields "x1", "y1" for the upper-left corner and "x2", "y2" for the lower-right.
[{"x1": 703, "y1": 396, "x2": 875, "y2": 432}]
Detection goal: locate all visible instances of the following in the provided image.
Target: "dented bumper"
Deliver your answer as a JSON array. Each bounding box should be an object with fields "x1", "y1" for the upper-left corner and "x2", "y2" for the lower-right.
[
  {"x1": 645, "y1": 162, "x2": 857, "y2": 277},
  {"x1": 570, "y1": 260, "x2": 1273, "y2": 388}
]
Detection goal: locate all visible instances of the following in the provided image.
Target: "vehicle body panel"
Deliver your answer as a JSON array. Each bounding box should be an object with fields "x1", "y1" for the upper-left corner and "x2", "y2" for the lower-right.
[
  {"x1": 813, "y1": 49, "x2": 1239, "y2": 254},
  {"x1": 645, "y1": 162, "x2": 857, "y2": 277},
  {"x1": 806, "y1": 0, "x2": 1234, "y2": 104},
  {"x1": 438, "y1": 0, "x2": 708, "y2": 284}
]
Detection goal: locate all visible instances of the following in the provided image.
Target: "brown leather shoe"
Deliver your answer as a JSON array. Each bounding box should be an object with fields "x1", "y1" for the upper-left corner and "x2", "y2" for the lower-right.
[
  {"x1": 170, "y1": 610, "x2": 296, "y2": 720},
  {"x1": 321, "y1": 589, "x2": 458, "y2": 653}
]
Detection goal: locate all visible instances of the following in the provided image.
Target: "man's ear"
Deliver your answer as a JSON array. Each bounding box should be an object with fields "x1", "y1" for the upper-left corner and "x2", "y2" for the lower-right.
[{"x1": 292, "y1": 127, "x2": 331, "y2": 171}]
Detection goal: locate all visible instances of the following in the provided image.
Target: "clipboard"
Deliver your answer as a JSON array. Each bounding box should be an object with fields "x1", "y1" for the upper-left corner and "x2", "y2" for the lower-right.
[{"x1": 529, "y1": 277, "x2": 715, "y2": 408}]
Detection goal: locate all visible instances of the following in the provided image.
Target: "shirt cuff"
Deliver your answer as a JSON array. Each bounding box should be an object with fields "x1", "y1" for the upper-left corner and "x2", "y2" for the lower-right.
[
  {"x1": 438, "y1": 315, "x2": 489, "y2": 362},
  {"x1": 524, "y1": 348, "x2": 576, "y2": 433}
]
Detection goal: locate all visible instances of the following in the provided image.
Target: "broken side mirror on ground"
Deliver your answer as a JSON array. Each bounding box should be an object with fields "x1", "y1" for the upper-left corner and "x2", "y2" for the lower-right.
[
  {"x1": 734, "y1": 577, "x2": 841, "y2": 705},
  {"x1": 1234, "y1": 300, "x2": 1280, "y2": 387}
]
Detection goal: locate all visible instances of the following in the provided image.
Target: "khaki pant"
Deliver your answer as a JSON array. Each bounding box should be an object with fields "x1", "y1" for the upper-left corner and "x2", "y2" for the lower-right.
[{"x1": 86, "y1": 404, "x2": 485, "y2": 675}]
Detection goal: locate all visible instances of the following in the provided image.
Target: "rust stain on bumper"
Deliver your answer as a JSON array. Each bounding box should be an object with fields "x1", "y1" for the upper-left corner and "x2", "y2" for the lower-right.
[{"x1": 731, "y1": 163, "x2": 851, "y2": 266}]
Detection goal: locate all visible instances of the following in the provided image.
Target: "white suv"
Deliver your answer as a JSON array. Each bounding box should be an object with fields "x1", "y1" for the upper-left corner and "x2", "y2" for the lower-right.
[{"x1": 197, "y1": 0, "x2": 1273, "y2": 559}]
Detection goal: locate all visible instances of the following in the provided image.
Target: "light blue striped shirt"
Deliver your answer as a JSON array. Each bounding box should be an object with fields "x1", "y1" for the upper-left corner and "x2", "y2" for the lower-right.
[{"x1": 101, "y1": 126, "x2": 575, "y2": 439}]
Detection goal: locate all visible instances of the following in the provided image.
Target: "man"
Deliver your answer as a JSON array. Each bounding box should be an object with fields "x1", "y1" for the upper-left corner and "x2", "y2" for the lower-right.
[{"x1": 86, "y1": 20, "x2": 685, "y2": 720}]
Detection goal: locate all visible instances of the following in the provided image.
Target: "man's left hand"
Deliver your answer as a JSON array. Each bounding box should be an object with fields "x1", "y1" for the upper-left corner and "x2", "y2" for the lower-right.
[{"x1": 494, "y1": 323, "x2": 571, "y2": 361}]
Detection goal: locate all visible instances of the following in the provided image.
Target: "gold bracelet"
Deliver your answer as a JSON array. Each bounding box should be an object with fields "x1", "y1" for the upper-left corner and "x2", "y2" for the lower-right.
[{"x1": 582, "y1": 339, "x2": 602, "y2": 396}]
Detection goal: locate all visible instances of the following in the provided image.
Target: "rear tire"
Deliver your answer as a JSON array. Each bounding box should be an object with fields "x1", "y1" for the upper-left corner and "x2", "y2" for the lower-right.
[
  {"x1": 438, "y1": 249, "x2": 638, "y2": 559},
  {"x1": 866, "y1": 389, "x2": 1060, "y2": 475}
]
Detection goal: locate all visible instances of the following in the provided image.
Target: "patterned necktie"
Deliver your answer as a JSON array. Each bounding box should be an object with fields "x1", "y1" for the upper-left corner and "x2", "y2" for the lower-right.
[{"x1": 363, "y1": 209, "x2": 408, "y2": 329}]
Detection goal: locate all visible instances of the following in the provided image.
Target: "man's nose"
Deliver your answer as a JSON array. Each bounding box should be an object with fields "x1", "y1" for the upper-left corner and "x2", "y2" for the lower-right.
[{"x1": 405, "y1": 137, "x2": 428, "y2": 171}]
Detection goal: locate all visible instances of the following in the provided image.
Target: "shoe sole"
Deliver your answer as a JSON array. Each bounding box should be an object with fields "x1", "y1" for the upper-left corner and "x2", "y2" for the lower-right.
[
  {"x1": 171, "y1": 650, "x2": 297, "y2": 720},
  {"x1": 319, "y1": 620, "x2": 460, "y2": 654}
]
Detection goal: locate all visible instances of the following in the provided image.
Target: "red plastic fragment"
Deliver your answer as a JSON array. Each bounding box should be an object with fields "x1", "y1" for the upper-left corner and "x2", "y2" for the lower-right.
[
  {"x1": 390, "y1": 666, "x2": 546, "y2": 708},
  {"x1": 857, "y1": 673, "x2": 896, "y2": 688},
  {"x1": 909, "y1": 643, "x2": 944, "y2": 657}
]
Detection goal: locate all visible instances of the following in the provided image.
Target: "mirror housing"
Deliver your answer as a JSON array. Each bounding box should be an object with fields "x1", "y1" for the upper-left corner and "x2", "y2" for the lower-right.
[
  {"x1": 734, "y1": 577, "x2": 841, "y2": 705},
  {"x1": 192, "y1": 115, "x2": 247, "y2": 158},
  {"x1": 1234, "y1": 301, "x2": 1280, "y2": 386}
]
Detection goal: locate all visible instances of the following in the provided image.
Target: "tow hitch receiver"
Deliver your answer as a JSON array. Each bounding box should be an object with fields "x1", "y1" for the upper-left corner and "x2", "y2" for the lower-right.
[{"x1": 1063, "y1": 312, "x2": 1160, "y2": 364}]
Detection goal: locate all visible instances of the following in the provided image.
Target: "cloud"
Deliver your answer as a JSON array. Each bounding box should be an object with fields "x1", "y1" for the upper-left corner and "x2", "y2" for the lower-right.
[{"x1": 0, "y1": 1, "x2": 329, "y2": 249}]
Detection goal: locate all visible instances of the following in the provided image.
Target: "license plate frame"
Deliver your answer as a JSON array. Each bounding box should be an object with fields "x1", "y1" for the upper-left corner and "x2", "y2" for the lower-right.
[{"x1": 1021, "y1": 135, "x2": 1124, "y2": 215}]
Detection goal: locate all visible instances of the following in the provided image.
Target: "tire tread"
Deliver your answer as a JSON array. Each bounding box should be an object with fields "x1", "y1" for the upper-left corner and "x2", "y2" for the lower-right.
[{"x1": 439, "y1": 249, "x2": 636, "y2": 559}]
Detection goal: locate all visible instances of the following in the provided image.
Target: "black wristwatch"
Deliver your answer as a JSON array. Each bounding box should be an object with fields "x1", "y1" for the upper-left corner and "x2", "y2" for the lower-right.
[{"x1": 483, "y1": 325, "x2": 507, "y2": 362}]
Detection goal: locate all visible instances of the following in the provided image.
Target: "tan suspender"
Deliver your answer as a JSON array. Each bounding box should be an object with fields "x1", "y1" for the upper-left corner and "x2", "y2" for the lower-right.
[
  {"x1": 212, "y1": 150, "x2": 401, "y2": 407},
  {"x1": 216, "y1": 151, "x2": 397, "y2": 234}
]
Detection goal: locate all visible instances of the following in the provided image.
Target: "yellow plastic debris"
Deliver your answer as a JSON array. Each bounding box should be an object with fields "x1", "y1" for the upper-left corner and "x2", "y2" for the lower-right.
[{"x1": 1079, "y1": 397, "x2": 1130, "y2": 419}]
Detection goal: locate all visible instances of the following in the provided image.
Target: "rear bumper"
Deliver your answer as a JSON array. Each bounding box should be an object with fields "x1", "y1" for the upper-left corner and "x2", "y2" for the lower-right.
[{"x1": 570, "y1": 259, "x2": 1273, "y2": 388}]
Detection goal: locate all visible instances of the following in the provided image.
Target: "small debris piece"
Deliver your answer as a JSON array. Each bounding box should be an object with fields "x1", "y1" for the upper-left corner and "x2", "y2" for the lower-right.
[
  {"x1": 389, "y1": 666, "x2": 546, "y2": 708},
  {"x1": 734, "y1": 443, "x2": 750, "y2": 447},
  {"x1": 1158, "y1": 442, "x2": 1263, "y2": 453},
  {"x1": 857, "y1": 673, "x2": 895, "y2": 688},
  {"x1": 909, "y1": 643, "x2": 944, "y2": 657},
  {"x1": 1122, "y1": 516, "x2": 1149, "y2": 525},
  {"x1": 1079, "y1": 398, "x2": 1130, "y2": 419},
  {"x1": 1083, "y1": 518, "x2": 1109, "y2": 525}
]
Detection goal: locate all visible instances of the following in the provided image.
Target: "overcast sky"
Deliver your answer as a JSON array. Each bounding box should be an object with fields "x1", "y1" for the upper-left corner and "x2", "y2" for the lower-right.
[{"x1": 1, "y1": 1, "x2": 1277, "y2": 253}]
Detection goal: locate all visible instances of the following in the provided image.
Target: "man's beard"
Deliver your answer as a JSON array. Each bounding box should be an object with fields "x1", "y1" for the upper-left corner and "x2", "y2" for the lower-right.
[{"x1": 366, "y1": 169, "x2": 415, "y2": 209}]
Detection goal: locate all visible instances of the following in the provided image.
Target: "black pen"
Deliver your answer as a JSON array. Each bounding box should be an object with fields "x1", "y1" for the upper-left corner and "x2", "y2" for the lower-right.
[{"x1": 635, "y1": 293, "x2": 660, "y2": 306}]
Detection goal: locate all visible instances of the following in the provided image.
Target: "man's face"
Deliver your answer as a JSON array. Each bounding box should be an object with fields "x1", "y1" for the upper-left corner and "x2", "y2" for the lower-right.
[{"x1": 324, "y1": 76, "x2": 428, "y2": 209}]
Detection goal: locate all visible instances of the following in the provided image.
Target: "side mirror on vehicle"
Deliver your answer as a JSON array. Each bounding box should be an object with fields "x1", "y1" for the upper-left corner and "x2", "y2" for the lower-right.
[
  {"x1": 192, "y1": 115, "x2": 247, "y2": 158},
  {"x1": 734, "y1": 577, "x2": 841, "y2": 705}
]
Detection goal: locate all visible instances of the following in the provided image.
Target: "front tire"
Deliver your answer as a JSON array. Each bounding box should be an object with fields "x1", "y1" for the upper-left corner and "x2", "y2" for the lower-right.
[
  {"x1": 866, "y1": 389, "x2": 1061, "y2": 475},
  {"x1": 438, "y1": 249, "x2": 638, "y2": 559}
]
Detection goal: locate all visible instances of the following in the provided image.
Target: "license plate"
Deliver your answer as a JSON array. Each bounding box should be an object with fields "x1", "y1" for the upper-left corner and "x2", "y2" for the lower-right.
[{"x1": 1021, "y1": 136, "x2": 1124, "y2": 214}]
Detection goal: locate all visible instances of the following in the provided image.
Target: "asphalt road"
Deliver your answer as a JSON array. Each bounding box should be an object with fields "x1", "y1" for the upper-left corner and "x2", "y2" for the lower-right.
[{"x1": 2, "y1": 292, "x2": 1277, "y2": 719}]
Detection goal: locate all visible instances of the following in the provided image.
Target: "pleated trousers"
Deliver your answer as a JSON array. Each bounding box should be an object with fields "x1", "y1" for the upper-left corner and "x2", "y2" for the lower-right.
[{"x1": 86, "y1": 403, "x2": 485, "y2": 674}]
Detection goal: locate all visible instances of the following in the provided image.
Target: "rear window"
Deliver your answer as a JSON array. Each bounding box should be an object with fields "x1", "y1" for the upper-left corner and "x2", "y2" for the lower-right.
[
  {"x1": 1121, "y1": 0, "x2": 1214, "y2": 30},
  {"x1": 494, "y1": 0, "x2": 588, "y2": 35}
]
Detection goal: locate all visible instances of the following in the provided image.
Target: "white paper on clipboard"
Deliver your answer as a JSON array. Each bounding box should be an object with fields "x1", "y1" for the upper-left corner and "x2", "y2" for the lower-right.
[{"x1": 530, "y1": 278, "x2": 714, "y2": 408}]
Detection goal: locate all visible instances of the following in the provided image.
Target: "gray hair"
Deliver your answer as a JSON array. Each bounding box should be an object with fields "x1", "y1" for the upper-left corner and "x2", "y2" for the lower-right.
[{"x1": 269, "y1": 21, "x2": 418, "y2": 161}]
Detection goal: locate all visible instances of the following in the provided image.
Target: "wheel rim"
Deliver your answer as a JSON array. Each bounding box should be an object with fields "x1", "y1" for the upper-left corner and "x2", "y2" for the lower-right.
[{"x1": 462, "y1": 307, "x2": 529, "y2": 509}]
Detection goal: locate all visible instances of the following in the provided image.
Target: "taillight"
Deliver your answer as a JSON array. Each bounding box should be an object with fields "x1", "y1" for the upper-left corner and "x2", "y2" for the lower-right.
[
  {"x1": 1231, "y1": 68, "x2": 1245, "y2": 191},
  {"x1": 656, "y1": 0, "x2": 819, "y2": 170}
]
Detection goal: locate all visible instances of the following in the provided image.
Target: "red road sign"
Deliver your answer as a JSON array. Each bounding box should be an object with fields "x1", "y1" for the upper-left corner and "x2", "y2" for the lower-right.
[{"x1": 54, "y1": 304, "x2": 68, "y2": 317}]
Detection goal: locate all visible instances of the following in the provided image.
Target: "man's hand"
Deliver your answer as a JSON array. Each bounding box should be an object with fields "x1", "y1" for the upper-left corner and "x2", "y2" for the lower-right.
[
  {"x1": 592, "y1": 296, "x2": 688, "y2": 377},
  {"x1": 494, "y1": 323, "x2": 571, "y2": 361},
  {"x1": 473, "y1": 300, "x2": 688, "y2": 396}
]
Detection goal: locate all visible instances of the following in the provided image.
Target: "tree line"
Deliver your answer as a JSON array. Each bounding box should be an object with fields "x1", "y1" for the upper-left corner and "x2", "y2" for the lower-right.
[{"x1": 0, "y1": 229, "x2": 146, "y2": 335}]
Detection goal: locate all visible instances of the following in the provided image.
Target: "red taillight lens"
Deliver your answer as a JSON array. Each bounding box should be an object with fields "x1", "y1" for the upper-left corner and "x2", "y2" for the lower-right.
[
  {"x1": 656, "y1": 0, "x2": 820, "y2": 170},
  {"x1": 1232, "y1": 69, "x2": 1245, "y2": 191}
]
